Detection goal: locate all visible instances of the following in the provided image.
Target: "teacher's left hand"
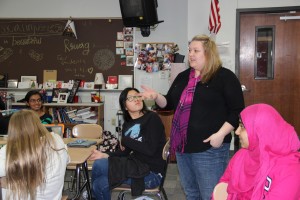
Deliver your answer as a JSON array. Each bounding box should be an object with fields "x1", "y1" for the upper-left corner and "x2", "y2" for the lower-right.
[{"x1": 203, "y1": 133, "x2": 224, "y2": 148}]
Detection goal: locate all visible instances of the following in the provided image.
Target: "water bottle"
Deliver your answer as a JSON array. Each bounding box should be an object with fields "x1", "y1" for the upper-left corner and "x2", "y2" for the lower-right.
[{"x1": 5, "y1": 96, "x2": 12, "y2": 112}]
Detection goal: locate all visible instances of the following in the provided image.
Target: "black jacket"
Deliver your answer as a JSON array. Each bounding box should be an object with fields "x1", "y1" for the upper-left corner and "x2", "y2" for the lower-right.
[
  {"x1": 108, "y1": 155, "x2": 150, "y2": 196},
  {"x1": 0, "y1": 98, "x2": 5, "y2": 110},
  {"x1": 162, "y1": 67, "x2": 245, "y2": 153}
]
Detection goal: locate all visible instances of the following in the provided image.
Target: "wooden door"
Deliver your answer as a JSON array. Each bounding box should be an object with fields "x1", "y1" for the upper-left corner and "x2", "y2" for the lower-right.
[{"x1": 239, "y1": 12, "x2": 300, "y2": 135}]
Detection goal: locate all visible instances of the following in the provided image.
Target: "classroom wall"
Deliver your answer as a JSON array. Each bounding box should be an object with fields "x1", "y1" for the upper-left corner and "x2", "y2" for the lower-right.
[
  {"x1": 187, "y1": 0, "x2": 300, "y2": 72},
  {"x1": 1, "y1": 0, "x2": 299, "y2": 73}
]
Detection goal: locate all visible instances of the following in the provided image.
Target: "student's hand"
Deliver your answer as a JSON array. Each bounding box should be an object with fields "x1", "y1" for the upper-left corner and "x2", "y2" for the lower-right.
[
  {"x1": 140, "y1": 85, "x2": 158, "y2": 100},
  {"x1": 203, "y1": 133, "x2": 224, "y2": 148},
  {"x1": 89, "y1": 149, "x2": 109, "y2": 160},
  {"x1": 119, "y1": 142, "x2": 125, "y2": 151}
]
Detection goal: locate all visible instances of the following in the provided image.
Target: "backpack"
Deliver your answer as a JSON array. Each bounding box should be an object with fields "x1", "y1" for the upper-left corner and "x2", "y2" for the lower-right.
[{"x1": 99, "y1": 131, "x2": 119, "y2": 152}]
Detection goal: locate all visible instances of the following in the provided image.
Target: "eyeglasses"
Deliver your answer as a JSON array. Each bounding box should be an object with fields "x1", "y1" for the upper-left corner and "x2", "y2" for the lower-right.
[
  {"x1": 29, "y1": 98, "x2": 42, "y2": 103},
  {"x1": 239, "y1": 118, "x2": 245, "y2": 129},
  {"x1": 126, "y1": 95, "x2": 142, "y2": 102}
]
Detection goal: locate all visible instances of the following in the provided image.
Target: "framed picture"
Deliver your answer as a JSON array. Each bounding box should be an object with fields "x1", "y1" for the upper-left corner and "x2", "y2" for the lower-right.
[
  {"x1": 118, "y1": 75, "x2": 133, "y2": 90},
  {"x1": 117, "y1": 32, "x2": 124, "y2": 40},
  {"x1": 124, "y1": 35, "x2": 133, "y2": 42},
  {"x1": 83, "y1": 82, "x2": 95, "y2": 89},
  {"x1": 51, "y1": 88, "x2": 60, "y2": 102},
  {"x1": 126, "y1": 56, "x2": 134, "y2": 66},
  {"x1": 116, "y1": 41, "x2": 124, "y2": 48},
  {"x1": 21, "y1": 76, "x2": 37, "y2": 83},
  {"x1": 124, "y1": 42, "x2": 133, "y2": 49},
  {"x1": 123, "y1": 27, "x2": 134, "y2": 35},
  {"x1": 116, "y1": 48, "x2": 124, "y2": 55},
  {"x1": 125, "y1": 48, "x2": 134, "y2": 56},
  {"x1": 108, "y1": 76, "x2": 118, "y2": 84},
  {"x1": 52, "y1": 88, "x2": 68, "y2": 103},
  {"x1": 57, "y1": 93, "x2": 68, "y2": 103}
]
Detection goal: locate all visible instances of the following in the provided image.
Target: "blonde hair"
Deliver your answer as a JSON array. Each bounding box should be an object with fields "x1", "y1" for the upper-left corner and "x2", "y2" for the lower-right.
[
  {"x1": 190, "y1": 34, "x2": 222, "y2": 83},
  {"x1": 5, "y1": 110, "x2": 55, "y2": 200}
]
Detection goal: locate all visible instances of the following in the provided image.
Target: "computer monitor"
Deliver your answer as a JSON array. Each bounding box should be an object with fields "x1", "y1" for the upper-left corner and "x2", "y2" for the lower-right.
[{"x1": 44, "y1": 124, "x2": 65, "y2": 137}]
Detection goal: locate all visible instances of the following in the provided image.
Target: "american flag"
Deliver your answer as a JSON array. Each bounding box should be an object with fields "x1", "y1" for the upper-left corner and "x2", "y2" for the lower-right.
[{"x1": 208, "y1": 0, "x2": 221, "y2": 34}]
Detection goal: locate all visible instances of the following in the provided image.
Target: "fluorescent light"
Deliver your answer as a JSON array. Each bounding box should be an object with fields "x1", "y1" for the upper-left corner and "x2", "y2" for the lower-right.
[{"x1": 280, "y1": 16, "x2": 300, "y2": 21}]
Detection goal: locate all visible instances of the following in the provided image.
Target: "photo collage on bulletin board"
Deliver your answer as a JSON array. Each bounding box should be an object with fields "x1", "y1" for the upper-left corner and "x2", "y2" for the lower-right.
[
  {"x1": 134, "y1": 43, "x2": 179, "y2": 73},
  {"x1": 115, "y1": 27, "x2": 134, "y2": 67}
]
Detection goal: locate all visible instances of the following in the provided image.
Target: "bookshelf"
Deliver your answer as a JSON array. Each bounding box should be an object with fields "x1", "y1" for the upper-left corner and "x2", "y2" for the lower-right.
[
  {"x1": 1, "y1": 88, "x2": 122, "y2": 134},
  {"x1": 11, "y1": 102, "x2": 104, "y2": 129}
]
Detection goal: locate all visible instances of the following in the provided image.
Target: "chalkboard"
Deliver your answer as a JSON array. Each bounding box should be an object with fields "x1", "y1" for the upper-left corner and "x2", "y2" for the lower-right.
[{"x1": 0, "y1": 19, "x2": 133, "y2": 83}]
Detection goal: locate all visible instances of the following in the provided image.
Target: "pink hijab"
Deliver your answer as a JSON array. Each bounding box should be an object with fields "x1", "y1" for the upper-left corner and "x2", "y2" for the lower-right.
[{"x1": 227, "y1": 104, "x2": 300, "y2": 199}]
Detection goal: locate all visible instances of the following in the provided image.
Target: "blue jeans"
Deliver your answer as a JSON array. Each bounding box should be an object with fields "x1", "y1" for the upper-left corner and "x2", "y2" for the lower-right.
[
  {"x1": 176, "y1": 143, "x2": 230, "y2": 200},
  {"x1": 92, "y1": 158, "x2": 162, "y2": 200}
]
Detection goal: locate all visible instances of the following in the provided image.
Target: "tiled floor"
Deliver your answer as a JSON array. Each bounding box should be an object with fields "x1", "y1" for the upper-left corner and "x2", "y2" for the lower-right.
[
  {"x1": 63, "y1": 151, "x2": 237, "y2": 199},
  {"x1": 111, "y1": 163, "x2": 186, "y2": 200},
  {"x1": 63, "y1": 163, "x2": 186, "y2": 200}
]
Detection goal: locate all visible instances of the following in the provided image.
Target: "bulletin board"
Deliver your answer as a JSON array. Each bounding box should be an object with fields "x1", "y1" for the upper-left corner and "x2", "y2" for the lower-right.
[
  {"x1": 134, "y1": 42, "x2": 179, "y2": 95},
  {"x1": 0, "y1": 18, "x2": 133, "y2": 84}
]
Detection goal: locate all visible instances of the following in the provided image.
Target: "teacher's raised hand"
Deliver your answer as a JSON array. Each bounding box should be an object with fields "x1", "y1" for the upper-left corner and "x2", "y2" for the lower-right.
[
  {"x1": 140, "y1": 85, "x2": 167, "y2": 108},
  {"x1": 140, "y1": 85, "x2": 158, "y2": 100}
]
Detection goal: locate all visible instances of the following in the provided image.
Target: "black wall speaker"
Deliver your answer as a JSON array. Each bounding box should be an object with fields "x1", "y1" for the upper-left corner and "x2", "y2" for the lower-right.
[{"x1": 119, "y1": 0, "x2": 163, "y2": 27}]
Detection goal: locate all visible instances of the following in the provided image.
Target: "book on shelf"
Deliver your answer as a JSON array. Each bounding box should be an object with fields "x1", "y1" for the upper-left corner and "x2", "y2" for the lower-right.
[
  {"x1": 56, "y1": 109, "x2": 62, "y2": 123},
  {"x1": 83, "y1": 118, "x2": 98, "y2": 124},
  {"x1": 48, "y1": 106, "x2": 98, "y2": 125},
  {"x1": 80, "y1": 111, "x2": 96, "y2": 119},
  {"x1": 76, "y1": 107, "x2": 91, "y2": 114}
]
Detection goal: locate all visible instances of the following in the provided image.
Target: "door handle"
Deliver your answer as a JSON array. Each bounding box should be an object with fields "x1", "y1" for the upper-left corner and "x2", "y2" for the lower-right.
[{"x1": 241, "y1": 85, "x2": 250, "y2": 92}]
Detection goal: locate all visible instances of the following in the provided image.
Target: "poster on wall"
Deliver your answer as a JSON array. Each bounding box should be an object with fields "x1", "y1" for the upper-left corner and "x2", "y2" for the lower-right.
[{"x1": 134, "y1": 43, "x2": 179, "y2": 73}]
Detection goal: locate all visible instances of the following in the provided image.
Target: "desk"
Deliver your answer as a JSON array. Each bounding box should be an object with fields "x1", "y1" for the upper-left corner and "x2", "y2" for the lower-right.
[
  {"x1": 0, "y1": 137, "x2": 103, "y2": 146},
  {"x1": 67, "y1": 146, "x2": 96, "y2": 200},
  {"x1": 63, "y1": 138, "x2": 103, "y2": 146}
]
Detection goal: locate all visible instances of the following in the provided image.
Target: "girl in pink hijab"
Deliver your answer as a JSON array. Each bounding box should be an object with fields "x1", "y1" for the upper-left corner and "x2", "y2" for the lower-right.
[{"x1": 218, "y1": 103, "x2": 300, "y2": 199}]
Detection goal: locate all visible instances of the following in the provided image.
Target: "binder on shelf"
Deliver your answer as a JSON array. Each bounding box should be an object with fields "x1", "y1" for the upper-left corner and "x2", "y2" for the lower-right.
[{"x1": 67, "y1": 79, "x2": 81, "y2": 103}]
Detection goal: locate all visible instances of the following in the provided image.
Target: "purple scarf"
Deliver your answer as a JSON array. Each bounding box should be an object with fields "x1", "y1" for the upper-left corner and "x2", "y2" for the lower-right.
[{"x1": 170, "y1": 69, "x2": 201, "y2": 154}]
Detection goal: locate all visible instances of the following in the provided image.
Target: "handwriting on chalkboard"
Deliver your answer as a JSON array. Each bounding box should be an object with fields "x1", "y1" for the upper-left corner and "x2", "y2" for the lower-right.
[
  {"x1": 64, "y1": 39, "x2": 90, "y2": 55},
  {"x1": 12, "y1": 36, "x2": 42, "y2": 46},
  {"x1": 0, "y1": 19, "x2": 132, "y2": 82},
  {"x1": 28, "y1": 49, "x2": 43, "y2": 61},
  {"x1": 0, "y1": 21, "x2": 64, "y2": 37}
]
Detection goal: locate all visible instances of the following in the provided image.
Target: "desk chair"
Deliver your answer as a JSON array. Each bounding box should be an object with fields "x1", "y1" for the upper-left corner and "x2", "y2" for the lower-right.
[
  {"x1": 113, "y1": 138, "x2": 170, "y2": 200},
  {"x1": 66, "y1": 124, "x2": 102, "y2": 198},
  {"x1": 212, "y1": 182, "x2": 228, "y2": 200},
  {"x1": 70, "y1": 123, "x2": 103, "y2": 170}
]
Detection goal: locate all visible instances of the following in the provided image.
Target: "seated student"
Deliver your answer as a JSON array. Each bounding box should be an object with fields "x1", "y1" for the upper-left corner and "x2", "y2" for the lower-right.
[
  {"x1": 90, "y1": 87, "x2": 166, "y2": 200},
  {"x1": 216, "y1": 104, "x2": 300, "y2": 200},
  {"x1": 0, "y1": 115, "x2": 10, "y2": 135},
  {"x1": 0, "y1": 97, "x2": 4, "y2": 110},
  {"x1": 0, "y1": 110, "x2": 69, "y2": 200},
  {"x1": 0, "y1": 98, "x2": 10, "y2": 134},
  {"x1": 25, "y1": 90, "x2": 52, "y2": 124}
]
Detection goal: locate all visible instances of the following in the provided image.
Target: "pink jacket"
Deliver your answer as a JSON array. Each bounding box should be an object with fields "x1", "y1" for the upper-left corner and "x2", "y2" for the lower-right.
[{"x1": 218, "y1": 104, "x2": 300, "y2": 200}]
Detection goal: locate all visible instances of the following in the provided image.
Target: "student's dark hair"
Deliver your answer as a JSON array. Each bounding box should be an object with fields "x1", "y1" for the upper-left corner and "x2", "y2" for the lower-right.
[
  {"x1": 119, "y1": 87, "x2": 148, "y2": 122},
  {"x1": 24, "y1": 90, "x2": 43, "y2": 103}
]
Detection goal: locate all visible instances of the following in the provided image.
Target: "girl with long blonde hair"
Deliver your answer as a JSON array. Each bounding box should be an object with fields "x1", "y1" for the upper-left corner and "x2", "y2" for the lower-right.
[{"x1": 0, "y1": 110, "x2": 69, "y2": 200}]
